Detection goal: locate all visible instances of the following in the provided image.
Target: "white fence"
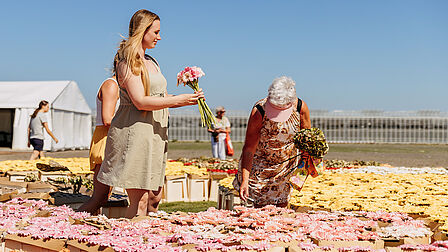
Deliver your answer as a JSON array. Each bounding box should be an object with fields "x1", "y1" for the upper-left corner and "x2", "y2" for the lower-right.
[{"x1": 169, "y1": 110, "x2": 448, "y2": 144}]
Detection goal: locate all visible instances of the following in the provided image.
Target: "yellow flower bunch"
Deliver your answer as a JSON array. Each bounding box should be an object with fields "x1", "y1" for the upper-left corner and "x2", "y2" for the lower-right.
[
  {"x1": 0, "y1": 158, "x2": 91, "y2": 174},
  {"x1": 165, "y1": 161, "x2": 208, "y2": 176}
]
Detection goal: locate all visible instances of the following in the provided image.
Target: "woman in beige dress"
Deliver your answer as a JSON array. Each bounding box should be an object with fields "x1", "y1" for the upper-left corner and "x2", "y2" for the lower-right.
[
  {"x1": 233, "y1": 76, "x2": 311, "y2": 207},
  {"x1": 97, "y1": 9, "x2": 203, "y2": 217}
]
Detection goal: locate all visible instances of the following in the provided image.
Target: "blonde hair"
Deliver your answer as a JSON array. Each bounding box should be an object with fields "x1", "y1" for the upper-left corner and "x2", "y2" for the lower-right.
[{"x1": 115, "y1": 9, "x2": 160, "y2": 96}]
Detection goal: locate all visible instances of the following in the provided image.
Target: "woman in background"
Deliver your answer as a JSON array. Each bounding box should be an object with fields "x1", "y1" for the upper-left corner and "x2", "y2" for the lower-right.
[
  {"x1": 28, "y1": 100, "x2": 59, "y2": 160},
  {"x1": 97, "y1": 9, "x2": 203, "y2": 218},
  {"x1": 208, "y1": 106, "x2": 231, "y2": 160},
  {"x1": 78, "y1": 74, "x2": 119, "y2": 214}
]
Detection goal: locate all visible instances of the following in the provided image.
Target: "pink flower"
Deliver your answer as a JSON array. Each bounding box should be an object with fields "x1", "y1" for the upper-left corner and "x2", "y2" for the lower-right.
[{"x1": 177, "y1": 66, "x2": 205, "y2": 86}]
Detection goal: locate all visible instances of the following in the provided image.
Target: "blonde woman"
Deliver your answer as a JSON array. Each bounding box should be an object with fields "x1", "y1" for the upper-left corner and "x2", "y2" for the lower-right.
[
  {"x1": 28, "y1": 100, "x2": 59, "y2": 160},
  {"x1": 77, "y1": 74, "x2": 119, "y2": 214},
  {"x1": 97, "y1": 9, "x2": 203, "y2": 217}
]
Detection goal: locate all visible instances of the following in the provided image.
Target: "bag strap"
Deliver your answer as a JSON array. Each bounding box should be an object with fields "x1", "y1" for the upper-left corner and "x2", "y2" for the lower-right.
[
  {"x1": 297, "y1": 98, "x2": 302, "y2": 113},
  {"x1": 255, "y1": 104, "x2": 265, "y2": 117},
  {"x1": 145, "y1": 54, "x2": 160, "y2": 68}
]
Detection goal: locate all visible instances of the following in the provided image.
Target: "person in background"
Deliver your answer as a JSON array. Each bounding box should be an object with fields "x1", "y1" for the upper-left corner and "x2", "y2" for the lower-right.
[
  {"x1": 28, "y1": 100, "x2": 59, "y2": 160},
  {"x1": 233, "y1": 76, "x2": 311, "y2": 208},
  {"x1": 208, "y1": 106, "x2": 231, "y2": 160},
  {"x1": 77, "y1": 74, "x2": 120, "y2": 214},
  {"x1": 97, "y1": 9, "x2": 203, "y2": 218}
]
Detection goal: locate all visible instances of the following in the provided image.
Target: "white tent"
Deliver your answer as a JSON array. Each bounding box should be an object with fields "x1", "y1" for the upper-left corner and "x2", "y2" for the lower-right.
[{"x1": 0, "y1": 81, "x2": 92, "y2": 151}]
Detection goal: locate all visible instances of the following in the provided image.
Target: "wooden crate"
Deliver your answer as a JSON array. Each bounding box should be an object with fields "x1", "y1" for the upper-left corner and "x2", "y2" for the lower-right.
[
  {"x1": 187, "y1": 174, "x2": 209, "y2": 202},
  {"x1": 100, "y1": 193, "x2": 129, "y2": 218},
  {"x1": 208, "y1": 172, "x2": 229, "y2": 202},
  {"x1": 4, "y1": 234, "x2": 65, "y2": 252},
  {"x1": 162, "y1": 175, "x2": 188, "y2": 202},
  {"x1": 49, "y1": 192, "x2": 90, "y2": 210},
  {"x1": 6, "y1": 171, "x2": 38, "y2": 182},
  {"x1": 101, "y1": 206, "x2": 128, "y2": 219},
  {"x1": 311, "y1": 239, "x2": 384, "y2": 250},
  {"x1": 383, "y1": 234, "x2": 432, "y2": 247},
  {"x1": 27, "y1": 182, "x2": 57, "y2": 193},
  {"x1": 289, "y1": 247, "x2": 337, "y2": 252},
  {"x1": 66, "y1": 239, "x2": 114, "y2": 252},
  {"x1": 38, "y1": 171, "x2": 70, "y2": 182},
  {"x1": 0, "y1": 178, "x2": 27, "y2": 194}
]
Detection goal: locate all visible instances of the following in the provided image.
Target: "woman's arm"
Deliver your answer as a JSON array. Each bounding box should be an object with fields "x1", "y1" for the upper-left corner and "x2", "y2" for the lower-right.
[
  {"x1": 217, "y1": 118, "x2": 231, "y2": 133},
  {"x1": 100, "y1": 80, "x2": 119, "y2": 127},
  {"x1": 118, "y1": 62, "x2": 203, "y2": 111},
  {"x1": 167, "y1": 89, "x2": 204, "y2": 108},
  {"x1": 239, "y1": 107, "x2": 263, "y2": 201},
  {"x1": 300, "y1": 101, "x2": 311, "y2": 129},
  {"x1": 43, "y1": 122, "x2": 59, "y2": 143}
]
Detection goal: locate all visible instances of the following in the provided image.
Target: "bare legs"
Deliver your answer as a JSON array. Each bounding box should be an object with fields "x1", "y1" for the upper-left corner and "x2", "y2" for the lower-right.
[
  {"x1": 29, "y1": 151, "x2": 46, "y2": 160},
  {"x1": 126, "y1": 187, "x2": 162, "y2": 218},
  {"x1": 78, "y1": 165, "x2": 162, "y2": 218},
  {"x1": 147, "y1": 187, "x2": 163, "y2": 213},
  {"x1": 29, "y1": 150, "x2": 40, "y2": 160},
  {"x1": 77, "y1": 164, "x2": 112, "y2": 214}
]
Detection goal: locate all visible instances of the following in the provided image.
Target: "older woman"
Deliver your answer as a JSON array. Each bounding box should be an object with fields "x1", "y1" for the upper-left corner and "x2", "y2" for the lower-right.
[
  {"x1": 208, "y1": 106, "x2": 231, "y2": 160},
  {"x1": 233, "y1": 76, "x2": 311, "y2": 208}
]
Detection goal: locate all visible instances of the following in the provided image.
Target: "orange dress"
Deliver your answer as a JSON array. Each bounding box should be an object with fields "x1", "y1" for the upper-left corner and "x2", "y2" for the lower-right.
[{"x1": 233, "y1": 98, "x2": 301, "y2": 206}]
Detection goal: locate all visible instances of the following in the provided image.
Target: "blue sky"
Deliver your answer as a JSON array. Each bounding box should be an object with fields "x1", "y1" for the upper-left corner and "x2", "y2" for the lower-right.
[{"x1": 0, "y1": 0, "x2": 447, "y2": 112}]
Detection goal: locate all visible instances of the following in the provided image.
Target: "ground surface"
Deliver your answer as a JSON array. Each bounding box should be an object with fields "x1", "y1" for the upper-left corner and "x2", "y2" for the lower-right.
[{"x1": 1, "y1": 142, "x2": 447, "y2": 167}]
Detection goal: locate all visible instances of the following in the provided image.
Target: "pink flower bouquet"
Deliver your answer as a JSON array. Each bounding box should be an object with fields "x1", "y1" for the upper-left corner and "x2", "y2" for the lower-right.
[{"x1": 177, "y1": 66, "x2": 216, "y2": 128}]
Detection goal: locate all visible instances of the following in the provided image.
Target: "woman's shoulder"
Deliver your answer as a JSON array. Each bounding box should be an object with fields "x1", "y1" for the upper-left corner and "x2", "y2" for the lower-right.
[
  {"x1": 100, "y1": 78, "x2": 120, "y2": 97},
  {"x1": 145, "y1": 54, "x2": 159, "y2": 67},
  {"x1": 101, "y1": 78, "x2": 119, "y2": 88},
  {"x1": 253, "y1": 98, "x2": 267, "y2": 107},
  {"x1": 36, "y1": 112, "x2": 47, "y2": 121}
]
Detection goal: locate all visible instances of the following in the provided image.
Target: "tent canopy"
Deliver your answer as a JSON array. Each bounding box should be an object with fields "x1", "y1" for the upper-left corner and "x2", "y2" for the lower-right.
[
  {"x1": 0, "y1": 81, "x2": 92, "y2": 150},
  {"x1": 0, "y1": 81, "x2": 91, "y2": 114}
]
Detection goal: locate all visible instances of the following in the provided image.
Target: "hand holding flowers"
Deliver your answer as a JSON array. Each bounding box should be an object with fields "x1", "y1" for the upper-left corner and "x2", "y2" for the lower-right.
[
  {"x1": 177, "y1": 66, "x2": 216, "y2": 129},
  {"x1": 290, "y1": 127, "x2": 329, "y2": 190}
]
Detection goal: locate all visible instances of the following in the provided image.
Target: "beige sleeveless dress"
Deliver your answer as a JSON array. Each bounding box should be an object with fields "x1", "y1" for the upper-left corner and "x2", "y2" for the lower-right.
[
  {"x1": 233, "y1": 98, "x2": 301, "y2": 206},
  {"x1": 97, "y1": 57, "x2": 169, "y2": 191}
]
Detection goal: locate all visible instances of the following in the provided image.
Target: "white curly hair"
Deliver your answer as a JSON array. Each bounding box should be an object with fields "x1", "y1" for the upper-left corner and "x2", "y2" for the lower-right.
[{"x1": 268, "y1": 76, "x2": 296, "y2": 107}]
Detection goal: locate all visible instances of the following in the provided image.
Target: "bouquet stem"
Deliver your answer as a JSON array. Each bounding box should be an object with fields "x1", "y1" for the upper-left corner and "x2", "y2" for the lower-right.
[{"x1": 187, "y1": 81, "x2": 216, "y2": 129}]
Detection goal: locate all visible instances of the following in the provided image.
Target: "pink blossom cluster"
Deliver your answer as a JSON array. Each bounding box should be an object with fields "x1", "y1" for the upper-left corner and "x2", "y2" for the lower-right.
[
  {"x1": 176, "y1": 66, "x2": 205, "y2": 85},
  {"x1": 0, "y1": 199, "x2": 440, "y2": 252},
  {"x1": 399, "y1": 242, "x2": 448, "y2": 251}
]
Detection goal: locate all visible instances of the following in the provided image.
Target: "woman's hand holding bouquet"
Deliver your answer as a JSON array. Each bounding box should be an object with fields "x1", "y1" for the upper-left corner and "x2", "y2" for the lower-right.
[
  {"x1": 177, "y1": 66, "x2": 216, "y2": 129},
  {"x1": 290, "y1": 127, "x2": 329, "y2": 190}
]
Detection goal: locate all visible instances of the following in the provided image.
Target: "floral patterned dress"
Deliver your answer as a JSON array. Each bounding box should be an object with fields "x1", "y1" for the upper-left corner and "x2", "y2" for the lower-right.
[{"x1": 233, "y1": 98, "x2": 301, "y2": 206}]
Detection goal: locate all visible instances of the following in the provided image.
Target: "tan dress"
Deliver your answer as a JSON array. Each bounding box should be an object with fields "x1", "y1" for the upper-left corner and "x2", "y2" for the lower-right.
[
  {"x1": 233, "y1": 98, "x2": 301, "y2": 206},
  {"x1": 97, "y1": 58, "x2": 169, "y2": 190}
]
